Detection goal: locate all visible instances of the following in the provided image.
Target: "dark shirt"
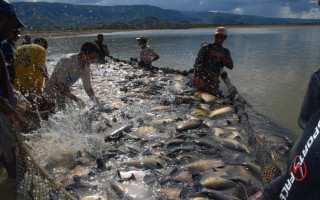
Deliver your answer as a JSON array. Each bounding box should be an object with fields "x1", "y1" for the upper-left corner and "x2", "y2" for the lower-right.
[
  {"x1": 0, "y1": 49, "x2": 15, "y2": 108},
  {"x1": 95, "y1": 40, "x2": 109, "y2": 64},
  {"x1": 298, "y1": 68, "x2": 320, "y2": 130},
  {"x1": 194, "y1": 42, "x2": 232, "y2": 84},
  {"x1": 1, "y1": 40, "x2": 16, "y2": 84},
  {"x1": 262, "y1": 108, "x2": 320, "y2": 200}
]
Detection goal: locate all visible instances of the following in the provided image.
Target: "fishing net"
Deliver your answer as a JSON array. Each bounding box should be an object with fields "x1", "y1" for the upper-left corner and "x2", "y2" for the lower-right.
[
  {"x1": 16, "y1": 131, "x2": 77, "y2": 200},
  {"x1": 11, "y1": 69, "x2": 293, "y2": 199},
  {"x1": 221, "y1": 71, "x2": 292, "y2": 184}
]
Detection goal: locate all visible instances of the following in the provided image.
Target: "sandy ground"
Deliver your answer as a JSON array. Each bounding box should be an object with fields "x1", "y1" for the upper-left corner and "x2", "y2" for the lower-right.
[
  {"x1": 21, "y1": 29, "x2": 133, "y2": 39},
  {"x1": 20, "y1": 24, "x2": 319, "y2": 40}
]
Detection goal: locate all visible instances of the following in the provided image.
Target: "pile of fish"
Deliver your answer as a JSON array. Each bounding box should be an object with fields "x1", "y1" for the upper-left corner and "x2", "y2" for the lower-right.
[{"x1": 22, "y1": 59, "x2": 293, "y2": 200}]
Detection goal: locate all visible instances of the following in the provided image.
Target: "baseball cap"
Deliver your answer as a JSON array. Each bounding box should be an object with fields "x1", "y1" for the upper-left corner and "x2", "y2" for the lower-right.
[
  {"x1": 136, "y1": 36, "x2": 147, "y2": 42},
  {"x1": 215, "y1": 27, "x2": 227, "y2": 36},
  {"x1": 0, "y1": 0, "x2": 25, "y2": 28}
]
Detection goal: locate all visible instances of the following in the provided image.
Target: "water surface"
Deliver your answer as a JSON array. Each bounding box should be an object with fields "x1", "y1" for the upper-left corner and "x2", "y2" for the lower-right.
[{"x1": 43, "y1": 26, "x2": 320, "y2": 139}]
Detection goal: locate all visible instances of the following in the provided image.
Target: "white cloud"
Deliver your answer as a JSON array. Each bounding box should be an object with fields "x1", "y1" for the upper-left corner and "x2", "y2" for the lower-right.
[
  {"x1": 280, "y1": 5, "x2": 298, "y2": 18},
  {"x1": 233, "y1": 7, "x2": 243, "y2": 14}
]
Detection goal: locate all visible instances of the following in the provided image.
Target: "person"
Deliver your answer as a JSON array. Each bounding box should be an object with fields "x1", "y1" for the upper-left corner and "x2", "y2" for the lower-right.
[
  {"x1": 21, "y1": 34, "x2": 31, "y2": 45},
  {"x1": 44, "y1": 41, "x2": 101, "y2": 109},
  {"x1": 297, "y1": 68, "x2": 320, "y2": 130},
  {"x1": 95, "y1": 34, "x2": 109, "y2": 64},
  {"x1": 0, "y1": 28, "x2": 21, "y2": 84},
  {"x1": 248, "y1": 108, "x2": 320, "y2": 200},
  {"x1": 136, "y1": 36, "x2": 159, "y2": 69},
  {"x1": 13, "y1": 37, "x2": 53, "y2": 111},
  {"x1": 193, "y1": 27, "x2": 233, "y2": 93},
  {"x1": 0, "y1": 0, "x2": 25, "y2": 178},
  {"x1": 249, "y1": 68, "x2": 320, "y2": 200}
]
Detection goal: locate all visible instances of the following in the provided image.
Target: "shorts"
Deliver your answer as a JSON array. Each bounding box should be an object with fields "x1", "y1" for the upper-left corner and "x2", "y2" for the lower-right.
[{"x1": 193, "y1": 75, "x2": 220, "y2": 92}]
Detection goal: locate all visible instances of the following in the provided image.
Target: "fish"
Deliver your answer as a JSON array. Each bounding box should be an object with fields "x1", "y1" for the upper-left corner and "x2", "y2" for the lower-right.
[
  {"x1": 121, "y1": 157, "x2": 163, "y2": 169},
  {"x1": 104, "y1": 124, "x2": 133, "y2": 142},
  {"x1": 80, "y1": 195, "x2": 109, "y2": 200},
  {"x1": 193, "y1": 188, "x2": 241, "y2": 200},
  {"x1": 117, "y1": 170, "x2": 149, "y2": 182},
  {"x1": 110, "y1": 182, "x2": 152, "y2": 200},
  {"x1": 231, "y1": 162, "x2": 262, "y2": 180},
  {"x1": 209, "y1": 106, "x2": 235, "y2": 118},
  {"x1": 176, "y1": 119, "x2": 204, "y2": 132},
  {"x1": 156, "y1": 188, "x2": 182, "y2": 200},
  {"x1": 200, "y1": 175, "x2": 237, "y2": 190},
  {"x1": 215, "y1": 138, "x2": 249, "y2": 153},
  {"x1": 149, "y1": 105, "x2": 171, "y2": 111},
  {"x1": 182, "y1": 159, "x2": 224, "y2": 172},
  {"x1": 200, "y1": 93, "x2": 216, "y2": 103}
]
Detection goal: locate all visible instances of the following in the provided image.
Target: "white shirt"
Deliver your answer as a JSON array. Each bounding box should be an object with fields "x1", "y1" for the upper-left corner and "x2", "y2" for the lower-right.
[
  {"x1": 140, "y1": 46, "x2": 158, "y2": 65},
  {"x1": 44, "y1": 53, "x2": 92, "y2": 98}
]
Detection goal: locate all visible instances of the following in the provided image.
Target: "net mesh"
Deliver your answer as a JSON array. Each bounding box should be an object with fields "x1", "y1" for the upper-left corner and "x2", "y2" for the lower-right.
[{"x1": 16, "y1": 132, "x2": 76, "y2": 200}]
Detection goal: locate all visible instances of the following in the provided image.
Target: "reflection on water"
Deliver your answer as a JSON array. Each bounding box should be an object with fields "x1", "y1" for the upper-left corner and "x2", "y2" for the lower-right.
[{"x1": 38, "y1": 26, "x2": 320, "y2": 138}]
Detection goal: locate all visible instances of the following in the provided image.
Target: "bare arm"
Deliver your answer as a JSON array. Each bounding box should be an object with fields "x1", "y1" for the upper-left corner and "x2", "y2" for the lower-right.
[
  {"x1": 54, "y1": 81, "x2": 81, "y2": 102},
  {"x1": 39, "y1": 66, "x2": 49, "y2": 82},
  {"x1": 209, "y1": 50, "x2": 233, "y2": 70},
  {"x1": 85, "y1": 87, "x2": 100, "y2": 106}
]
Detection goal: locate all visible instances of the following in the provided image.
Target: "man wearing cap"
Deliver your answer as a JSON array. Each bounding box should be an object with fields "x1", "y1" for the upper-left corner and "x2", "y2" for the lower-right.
[
  {"x1": 1, "y1": 28, "x2": 21, "y2": 84},
  {"x1": 136, "y1": 36, "x2": 159, "y2": 69},
  {"x1": 0, "y1": 0, "x2": 25, "y2": 178},
  {"x1": 193, "y1": 26, "x2": 233, "y2": 93}
]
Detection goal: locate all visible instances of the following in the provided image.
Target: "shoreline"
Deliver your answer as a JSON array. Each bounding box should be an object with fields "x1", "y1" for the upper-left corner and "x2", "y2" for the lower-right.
[{"x1": 21, "y1": 24, "x2": 320, "y2": 39}]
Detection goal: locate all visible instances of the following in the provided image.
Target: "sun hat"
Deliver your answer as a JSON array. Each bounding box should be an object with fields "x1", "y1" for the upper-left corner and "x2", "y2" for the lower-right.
[
  {"x1": 214, "y1": 27, "x2": 227, "y2": 36},
  {"x1": 136, "y1": 36, "x2": 147, "y2": 42},
  {"x1": 0, "y1": 0, "x2": 25, "y2": 28}
]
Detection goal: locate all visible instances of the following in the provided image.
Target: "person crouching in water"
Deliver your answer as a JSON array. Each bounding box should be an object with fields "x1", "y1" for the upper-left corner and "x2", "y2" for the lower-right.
[
  {"x1": 14, "y1": 38, "x2": 55, "y2": 112},
  {"x1": 193, "y1": 27, "x2": 233, "y2": 94},
  {"x1": 136, "y1": 36, "x2": 159, "y2": 70},
  {"x1": 44, "y1": 41, "x2": 101, "y2": 109}
]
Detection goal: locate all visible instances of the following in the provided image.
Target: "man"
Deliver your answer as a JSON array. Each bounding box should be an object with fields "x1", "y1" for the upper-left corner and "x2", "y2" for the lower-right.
[
  {"x1": 0, "y1": 0, "x2": 25, "y2": 178},
  {"x1": 44, "y1": 41, "x2": 101, "y2": 109},
  {"x1": 297, "y1": 69, "x2": 320, "y2": 130},
  {"x1": 193, "y1": 27, "x2": 233, "y2": 93},
  {"x1": 95, "y1": 34, "x2": 109, "y2": 64},
  {"x1": 136, "y1": 36, "x2": 159, "y2": 69},
  {"x1": 1, "y1": 28, "x2": 21, "y2": 84},
  {"x1": 13, "y1": 37, "x2": 53, "y2": 111},
  {"x1": 248, "y1": 107, "x2": 320, "y2": 200}
]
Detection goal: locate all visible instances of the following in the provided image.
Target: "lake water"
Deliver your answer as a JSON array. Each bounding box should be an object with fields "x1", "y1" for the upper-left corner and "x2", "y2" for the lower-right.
[{"x1": 43, "y1": 26, "x2": 320, "y2": 139}]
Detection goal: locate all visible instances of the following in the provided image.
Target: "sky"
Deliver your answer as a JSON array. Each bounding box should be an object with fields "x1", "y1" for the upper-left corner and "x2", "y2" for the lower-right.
[{"x1": 10, "y1": 0, "x2": 320, "y2": 19}]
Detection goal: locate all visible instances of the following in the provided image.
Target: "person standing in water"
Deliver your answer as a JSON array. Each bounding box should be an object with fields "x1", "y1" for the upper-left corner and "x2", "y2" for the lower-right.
[
  {"x1": 95, "y1": 34, "x2": 109, "y2": 64},
  {"x1": 136, "y1": 36, "x2": 159, "y2": 69},
  {"x1": 193, "y1": 27, "x2": 233, "y2": 93},
  {"x1": 0, "y1": 0, "x2": 25, "y2": 179},
  {"x1": 1, "y1": 28, "x2": 21, "y2": 84}
]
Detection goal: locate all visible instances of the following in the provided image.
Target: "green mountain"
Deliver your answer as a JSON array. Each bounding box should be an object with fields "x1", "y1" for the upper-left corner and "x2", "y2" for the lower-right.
[{"x1": 12, "y1": 2, "x2": 319, "y2": 30}]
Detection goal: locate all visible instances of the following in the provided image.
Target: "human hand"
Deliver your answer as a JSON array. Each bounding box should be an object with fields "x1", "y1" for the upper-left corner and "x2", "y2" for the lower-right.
[{"x1": 209, "y1": 50, "x2": 221, "y2": 59}]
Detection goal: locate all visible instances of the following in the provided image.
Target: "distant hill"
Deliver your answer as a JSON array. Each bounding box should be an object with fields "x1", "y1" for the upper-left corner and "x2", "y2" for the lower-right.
[{"x1": 12, "y1": 2, "x2": 320, "y2": 30}]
